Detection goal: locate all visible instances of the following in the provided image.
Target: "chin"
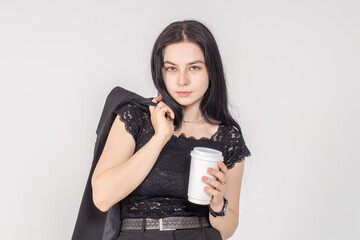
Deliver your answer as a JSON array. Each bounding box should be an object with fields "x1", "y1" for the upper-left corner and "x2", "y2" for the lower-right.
[
  {"x1": 173, "y1": 99, "x2": 190, "y2": 106},
  {"x1": 174, "y1": 97, "x2": 202, "y2": 107}
]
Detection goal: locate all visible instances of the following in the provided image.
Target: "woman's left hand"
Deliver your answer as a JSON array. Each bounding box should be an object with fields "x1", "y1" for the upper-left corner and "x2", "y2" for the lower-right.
[{"x1": 202, "y1": 161, "x2": 228, "y2": 212}]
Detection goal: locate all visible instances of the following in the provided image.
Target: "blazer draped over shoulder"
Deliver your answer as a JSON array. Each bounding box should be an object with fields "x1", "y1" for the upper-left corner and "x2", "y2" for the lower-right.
[{"x1": 71, "y1": 86, "x2": 154, "y2": 240}]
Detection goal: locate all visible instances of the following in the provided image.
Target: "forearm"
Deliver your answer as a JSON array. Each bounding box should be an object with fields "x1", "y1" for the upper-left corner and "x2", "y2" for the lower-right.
[
  {"x1": 209, "y1": 209, "x2": 238, "y2": 240},
  {"x1": 92, "y1": 134, "x2": 167, "y2": 212}
]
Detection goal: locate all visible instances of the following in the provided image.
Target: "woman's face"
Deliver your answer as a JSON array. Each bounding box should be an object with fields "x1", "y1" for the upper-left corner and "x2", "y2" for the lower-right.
[{"x1": 162, "y1": 41, "x2": 209, "y2": 108}]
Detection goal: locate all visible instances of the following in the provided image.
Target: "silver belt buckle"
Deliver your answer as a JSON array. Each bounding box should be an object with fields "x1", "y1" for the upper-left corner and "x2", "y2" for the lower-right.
[{"x1": 159, "y1": 218, "x2": 176, "y2": 231}]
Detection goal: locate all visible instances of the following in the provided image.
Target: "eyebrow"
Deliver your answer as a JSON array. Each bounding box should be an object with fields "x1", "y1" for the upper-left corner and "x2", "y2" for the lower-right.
[{"x1": 163, "y1": 60, "x2": 205, "y2": 66}]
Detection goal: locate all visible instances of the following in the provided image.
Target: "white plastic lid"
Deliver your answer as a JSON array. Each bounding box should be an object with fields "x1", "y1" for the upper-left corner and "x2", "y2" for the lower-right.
[{"x1": 190, "y1": 147, "x2": 223, "y2": 162}]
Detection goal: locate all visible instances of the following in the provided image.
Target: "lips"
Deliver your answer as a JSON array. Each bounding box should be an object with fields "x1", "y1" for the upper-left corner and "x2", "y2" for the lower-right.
[{"x1": 177, "y1": 91, "x2": 191, "y2": 97}]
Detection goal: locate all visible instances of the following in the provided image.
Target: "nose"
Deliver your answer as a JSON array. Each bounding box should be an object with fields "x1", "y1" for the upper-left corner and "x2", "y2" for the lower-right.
[{"x1": 177, "y1": 69, "x2": 189, "y2": 86}]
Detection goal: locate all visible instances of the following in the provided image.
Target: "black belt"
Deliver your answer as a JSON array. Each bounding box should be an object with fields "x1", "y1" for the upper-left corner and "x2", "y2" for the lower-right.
[{"x1": 121, "y1": 216, "x2": 210, "y2": 231}]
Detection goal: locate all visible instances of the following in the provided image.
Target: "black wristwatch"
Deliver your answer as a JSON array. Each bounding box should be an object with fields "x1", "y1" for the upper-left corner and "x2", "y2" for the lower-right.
[{"x1": 208, "y1": 197, "x2": 228, "y2": 217}]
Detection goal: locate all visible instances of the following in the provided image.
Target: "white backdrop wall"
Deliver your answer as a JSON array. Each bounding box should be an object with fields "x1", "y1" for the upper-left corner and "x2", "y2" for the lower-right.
[{"x1": 0, "y1": 0, "x2": 359, "y2": 239}]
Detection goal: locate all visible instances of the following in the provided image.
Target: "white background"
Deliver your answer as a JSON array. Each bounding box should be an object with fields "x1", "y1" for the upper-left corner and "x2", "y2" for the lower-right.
[{"x1": 0, "y1": 0, "x2": 359, "y2": 239}]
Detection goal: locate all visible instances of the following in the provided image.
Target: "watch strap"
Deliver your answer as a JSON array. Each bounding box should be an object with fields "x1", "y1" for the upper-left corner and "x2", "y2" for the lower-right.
[{"x1": 208, "y1": 197, "x2": 228, "y2": 217}]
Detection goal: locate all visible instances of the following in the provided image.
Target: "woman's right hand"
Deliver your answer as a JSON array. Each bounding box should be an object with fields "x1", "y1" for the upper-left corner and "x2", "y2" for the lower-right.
[{"x1": 148, "y1": 95, "x2": 175, "y2": 142}]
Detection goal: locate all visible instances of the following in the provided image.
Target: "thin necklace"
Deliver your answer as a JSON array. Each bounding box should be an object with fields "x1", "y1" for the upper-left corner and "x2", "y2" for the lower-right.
[{"x1": 182, "y1": 116, "x2": 205, "y2": 123}]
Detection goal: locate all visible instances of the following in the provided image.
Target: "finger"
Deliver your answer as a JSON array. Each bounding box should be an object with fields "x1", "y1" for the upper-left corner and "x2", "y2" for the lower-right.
[
  {"x1": 204, "y1": 186, "x2": 221, "y2": 198},
  {"x1": 158, "y1": 106, "x2": 175, "y2": 120},
  {"x1": 151, "y1": 98, "x2": 175, "y2": 119},
  {"x1": 208, "y1": 167, "x2": 225, "y2": 180},
  {"x1": 208, "y1": 168, "x2": 227, "y2": 187},
  {"x1": 202, "y1": 176, "x2": 223, "y2": 191},
  {"x1": 152, "y1": 95, "x2": 162, "y2": 104},
  {"x1": 156, "y1": 105, "x2": 175, "y2": 120},
  {"x1": 160, "y1": 103, "x2": 175, "y2": 119},
  {"x1": 156, "y1": 101, "x2": 165, "y2": 109},
  {"x1": 218, "y1": 161, "x2": 228, "y2": 174},
  {"x1": 149, "y1": 96, "x2": 162, "y2": 112}
]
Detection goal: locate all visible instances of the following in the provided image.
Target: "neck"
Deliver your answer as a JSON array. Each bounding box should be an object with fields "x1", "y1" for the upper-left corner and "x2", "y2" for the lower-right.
[{"x1": 182, "y1": 105, "x2": 203, "y2": 122}]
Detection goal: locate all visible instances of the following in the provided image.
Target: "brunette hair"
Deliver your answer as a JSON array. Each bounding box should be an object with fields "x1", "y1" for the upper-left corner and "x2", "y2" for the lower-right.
[{"x1": 150, "y1": 19, "x2": 243, "y2": 133}]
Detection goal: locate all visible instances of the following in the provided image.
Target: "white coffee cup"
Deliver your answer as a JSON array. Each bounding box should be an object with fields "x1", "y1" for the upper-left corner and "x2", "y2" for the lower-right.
[{"x1": 187, "y1": 147, "x2": 223, "y2": 205}]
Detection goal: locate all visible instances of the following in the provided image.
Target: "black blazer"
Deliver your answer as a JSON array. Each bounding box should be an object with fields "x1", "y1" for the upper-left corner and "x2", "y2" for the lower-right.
[{"x1": 71, "y1": 86, "x2": 155, "y2": 240}]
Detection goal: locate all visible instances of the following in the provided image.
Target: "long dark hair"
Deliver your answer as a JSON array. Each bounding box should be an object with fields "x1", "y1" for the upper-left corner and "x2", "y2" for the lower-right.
[{"x1": 150, "y1": 19, "x2": 243, "y2": 134}]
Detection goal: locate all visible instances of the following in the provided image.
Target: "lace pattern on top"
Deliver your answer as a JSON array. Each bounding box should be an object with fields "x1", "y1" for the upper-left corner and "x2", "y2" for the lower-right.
[
  {"x1": 114, "y1": 102, "x2": 251, "y2": 219},
  {"x1": 224, "y1": 126, "x2": 252, "y2": 169},
  {"x1": 114, "y1": 103, "x2": 146, "y2": 143}
]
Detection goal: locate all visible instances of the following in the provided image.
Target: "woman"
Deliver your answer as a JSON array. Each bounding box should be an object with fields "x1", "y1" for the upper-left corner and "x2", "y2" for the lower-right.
[{"x1": 91, "y1": 20, "x2": 251, "y2": 240}]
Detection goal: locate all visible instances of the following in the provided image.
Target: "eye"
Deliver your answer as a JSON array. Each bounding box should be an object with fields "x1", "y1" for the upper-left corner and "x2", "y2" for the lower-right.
[
  {"x1": 190, "y1": 66, "x2": 200, "y2": 70},
  {"x1": 165, "y1": 67, "x2": 176, "y2": 72}
]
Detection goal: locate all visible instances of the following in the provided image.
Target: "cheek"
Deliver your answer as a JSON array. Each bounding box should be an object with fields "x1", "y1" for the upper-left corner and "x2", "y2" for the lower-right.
[
  {"x1": 163, "y1": 78, "x2": 176, "y2": 96},
  {"x1": 196, "y1": 75, "x2": 209, "y2": 92},
  {"x1": 163, "y1": 72, "x2": 175, "y2": 84}
]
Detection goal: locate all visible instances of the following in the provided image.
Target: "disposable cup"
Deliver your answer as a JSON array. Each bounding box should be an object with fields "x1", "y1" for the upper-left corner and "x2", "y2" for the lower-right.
[{"x1": 187, "y1": 147, "x2": 223, "y2": 205}]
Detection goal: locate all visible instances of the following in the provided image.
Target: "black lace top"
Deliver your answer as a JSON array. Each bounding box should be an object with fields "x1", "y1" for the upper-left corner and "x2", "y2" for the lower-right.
[{"x1": 114, "y1": 102, "x2": 251, "y2": 219}]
